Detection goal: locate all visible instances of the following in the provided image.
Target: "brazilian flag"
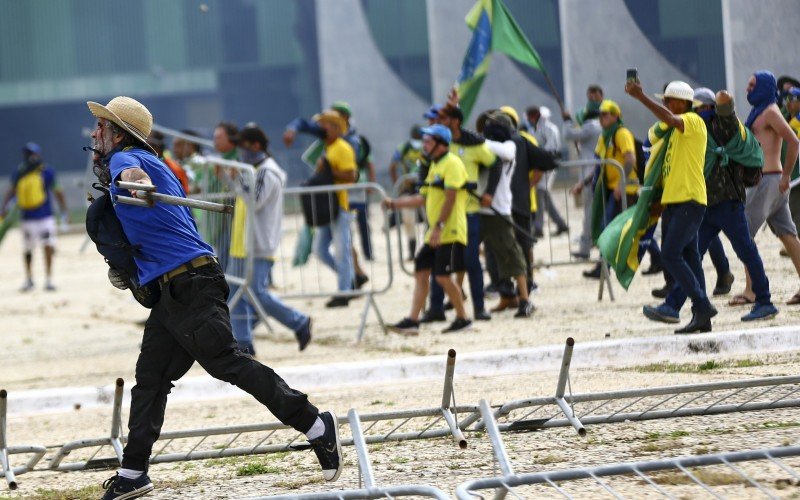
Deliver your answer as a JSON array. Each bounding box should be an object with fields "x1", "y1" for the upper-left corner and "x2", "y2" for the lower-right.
[
  {"x1": 598, "y1": 117, "x2": 763, "y2": 290},
  {"x1": 597, "y1": 124, "x2": 672, "y2": 289},
  {"x1": 457, "y1": 0, "x2": 545, "y2": 119}
]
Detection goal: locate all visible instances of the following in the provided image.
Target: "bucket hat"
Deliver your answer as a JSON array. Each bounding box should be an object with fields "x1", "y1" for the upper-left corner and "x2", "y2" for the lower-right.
[{"x1": 87, "y1": 96, "x2": 156, "y2": 155}]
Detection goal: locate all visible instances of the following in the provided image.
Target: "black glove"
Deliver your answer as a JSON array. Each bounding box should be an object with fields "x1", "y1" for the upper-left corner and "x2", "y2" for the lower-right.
[{"x1": 108, "y1": 267, "x2": 130, "y2": 290}]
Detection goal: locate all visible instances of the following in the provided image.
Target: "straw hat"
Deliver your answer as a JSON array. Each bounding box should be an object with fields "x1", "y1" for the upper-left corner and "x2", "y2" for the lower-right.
[
  {"x1": 87, "y1": 96, "x2": 156, "y2": 155},
  {"x1": 655, "y1": 81, "x2": 701, "y2": 107},
  {"x1": 313, "y1": 109, "x2": 348, "y2": 135}
]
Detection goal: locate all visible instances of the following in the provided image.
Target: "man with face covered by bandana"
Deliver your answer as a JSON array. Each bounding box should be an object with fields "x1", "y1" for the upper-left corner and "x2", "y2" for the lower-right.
[
  {"x1": 644, "y1": 88, "x2": 779, "y2": 325},
  {"x1": 85, "y1": 97, "x2": 343, "y2": 499},
  {"x1": 738, "y1": 71, "x2": 800, "y2": 305}
]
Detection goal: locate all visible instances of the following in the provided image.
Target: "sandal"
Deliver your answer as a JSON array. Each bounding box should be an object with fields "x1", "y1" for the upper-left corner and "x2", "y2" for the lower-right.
[
  {"x1": 787, "y1": 293, "x2": 800, "y2": 305},
  {"x1": 728, "y1": 294, "x2": 754, "y2": 306}
]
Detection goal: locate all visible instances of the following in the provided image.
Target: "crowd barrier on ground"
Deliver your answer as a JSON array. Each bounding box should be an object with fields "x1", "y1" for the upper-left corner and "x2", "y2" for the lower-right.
[
  {"x1": 3, "y1": 339, "x2": 799, "y2": 495},
  {"x1": 457, "y1": 400, "x2": 800, "y2": 499}
]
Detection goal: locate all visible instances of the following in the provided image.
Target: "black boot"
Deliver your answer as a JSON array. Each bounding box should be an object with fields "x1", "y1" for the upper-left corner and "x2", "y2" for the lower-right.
[{"x1": 675, "y1": 304, "x2": 718, "y2": 334}]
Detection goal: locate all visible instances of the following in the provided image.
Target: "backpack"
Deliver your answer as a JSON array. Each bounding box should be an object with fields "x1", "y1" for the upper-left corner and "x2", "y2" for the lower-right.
[
  {"x1": 16, "y1": 166, "x2": 47, "y2": 210},
  {"x1": 633, "y1": 138, "x2": 647, "y2": 182},
  {"x1": 300, "y1": 162, "x2": 340, "y2": 227},
  {"x1": 85, "y1": 184, "x2": 161, "y2": 308}
]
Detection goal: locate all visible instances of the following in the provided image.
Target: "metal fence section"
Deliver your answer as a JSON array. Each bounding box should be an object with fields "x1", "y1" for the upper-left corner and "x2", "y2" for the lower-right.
[
  {"x1": 253, "y1": 409, "x2": 451, "y2": 500},
  {"x1": 456, "y1": 439, "x2": 800, "y2": 499},
  {"x1": 477, "y1": 339, "x2": 800, "y2": 437},
  {"x1": 4, "y1": 340, "x2": 800, "y2": 493},
  {"x1": 279, "y1": 182, "x2": 394, "y2": 341},
  {"x1": 0, "y1": 390, "x2": 46, "y2": 491},
  {"x1": 154, "y1": 124, "x2": 396, "y2": 341},
  {"x1": 1, "y1": 350, "x2": 473, "y2": 482},
  {"x1": 390, "y1": 173, "x2": 427, "y2": 278}
]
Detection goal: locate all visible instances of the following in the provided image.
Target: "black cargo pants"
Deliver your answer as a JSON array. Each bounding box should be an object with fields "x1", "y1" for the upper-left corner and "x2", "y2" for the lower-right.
[{"x1": 121, "y1": 262, "x2": 319, "y2": 471}]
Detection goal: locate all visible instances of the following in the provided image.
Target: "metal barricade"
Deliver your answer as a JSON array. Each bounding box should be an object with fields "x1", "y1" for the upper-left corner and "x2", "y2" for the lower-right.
[
  {"x1": 457, "y1": 439, "x2": 800, "y2": 499},
  {"x1": 536, "y1": 158, "x2": 630, "y2": 301},
  {"x1": 390, "y1": 173, "x2": 427, "y2": 277},
  {"x1": 3, "y1": 340, "x2": 800, "y2": 492},
  {"x1": 279, "y1": 182, "x2": 394, "y2": 340},
  {"x1": 254, "y1": 409, "x2": 451, "y2": 500}
]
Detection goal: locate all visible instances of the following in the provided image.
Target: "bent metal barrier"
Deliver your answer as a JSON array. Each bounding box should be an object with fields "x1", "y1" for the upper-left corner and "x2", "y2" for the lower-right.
[
  {"x1": 457, "y1": 421, "x2": 800, "y2": 500},
  {"x1": 154, "y1": 124, "x2": 395, "y2": 341},
  {"x1": 3, "y1": 341, "x2": 800, "y2": 492}
]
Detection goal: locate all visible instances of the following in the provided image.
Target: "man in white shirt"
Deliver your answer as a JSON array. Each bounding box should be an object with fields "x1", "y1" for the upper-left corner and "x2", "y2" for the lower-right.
[
  {"x1": 229, "y1": 124, "x2": 312, "y2": 354},
  {"x1": 479, "y1": 111, "x2": 533, "y2": 317},
  {"x1": 527, "y1": 106, "x2": 568, "y2": 237}
]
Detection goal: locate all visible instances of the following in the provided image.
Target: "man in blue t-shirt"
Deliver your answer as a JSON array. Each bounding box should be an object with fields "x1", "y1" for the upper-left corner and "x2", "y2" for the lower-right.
[
  {"x1": 1, "y1": 142, "x2": 68, "y2": 291},
  {"x1": 86, "y1": 96, "x2": 343, "y2": 500}
]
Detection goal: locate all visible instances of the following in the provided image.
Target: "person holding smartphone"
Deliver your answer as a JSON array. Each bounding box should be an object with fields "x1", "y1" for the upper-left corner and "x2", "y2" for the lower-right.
[{"x1": 625, "y1": 77, "x2": 716, "y2": 333}]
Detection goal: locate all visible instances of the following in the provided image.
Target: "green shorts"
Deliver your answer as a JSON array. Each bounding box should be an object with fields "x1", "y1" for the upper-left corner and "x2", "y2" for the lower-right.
[{"x1": 479, "y1": 213, "x2": 526, "y2": 279}]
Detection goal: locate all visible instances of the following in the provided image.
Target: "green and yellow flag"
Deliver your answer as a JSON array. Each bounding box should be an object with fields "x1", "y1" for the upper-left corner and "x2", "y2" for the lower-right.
[
  {"x1": 597, "y1": 123, "x2": 672, "y2": 289},
  {"x1": 457, "y1": 0, "x2": 545, "y2": 119}
]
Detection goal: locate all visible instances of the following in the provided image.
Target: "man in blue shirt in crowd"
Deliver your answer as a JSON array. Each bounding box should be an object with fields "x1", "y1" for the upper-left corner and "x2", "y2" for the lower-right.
[
  {"x1": 1, "y1": 142, "x2": 68, "y2": 291},
  {"x1": 86, "y1": 96, "x2": 342, "y2": 500}
]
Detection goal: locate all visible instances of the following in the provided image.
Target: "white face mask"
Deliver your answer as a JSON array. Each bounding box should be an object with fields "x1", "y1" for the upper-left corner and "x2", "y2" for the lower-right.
[{"x1": 410, "y1": 139, "x2": 422, "y2": 150}]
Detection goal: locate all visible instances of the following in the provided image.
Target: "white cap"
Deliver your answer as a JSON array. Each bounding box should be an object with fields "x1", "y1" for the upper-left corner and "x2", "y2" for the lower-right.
[{"x1": 655, "y1": 81, "x2": 701, "y2": 106}]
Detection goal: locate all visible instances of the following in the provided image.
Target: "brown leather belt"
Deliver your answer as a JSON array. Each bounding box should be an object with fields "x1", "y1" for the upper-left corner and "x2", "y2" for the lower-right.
[{"x1": 159, "y1": 255, "x2": 217, "y2": 285}]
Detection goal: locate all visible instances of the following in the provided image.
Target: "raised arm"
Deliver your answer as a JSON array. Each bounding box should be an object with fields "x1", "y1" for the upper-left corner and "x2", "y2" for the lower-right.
[{"x1": 625, "y1": 81, "x2": 685, "y2": 132}]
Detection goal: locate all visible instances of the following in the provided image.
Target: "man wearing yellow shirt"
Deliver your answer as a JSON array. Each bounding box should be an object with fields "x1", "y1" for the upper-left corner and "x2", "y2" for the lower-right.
[
  {"x1": 626, "y1": 79, "x2": 715, "y2": 334},
  {"x1": 582, "y1": 99, "x2": 638, "y2": 279},
  {"x1": 384, "y1": 125, "x2": 473, "y2": 335},
  {"x1": 312, "y1": 110, "x2": 357, "y2": 308},
  {"x1": 425, "y1": 105, "x2": 500, "y2": 322}
]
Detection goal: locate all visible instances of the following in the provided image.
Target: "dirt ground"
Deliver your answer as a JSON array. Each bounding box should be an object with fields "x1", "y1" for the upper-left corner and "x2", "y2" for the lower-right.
[
  {"x1": 1, "y1": 203, "x2": 799, "y2": 392},
  {"x1": 1, "y1": 201, "x2": 800, "y2": 499}
]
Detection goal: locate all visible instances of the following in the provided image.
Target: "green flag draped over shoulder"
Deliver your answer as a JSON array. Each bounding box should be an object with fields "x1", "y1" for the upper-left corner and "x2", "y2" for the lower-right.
[
  {"x1": 597, "y1": 123, "x2": 673, "y2": 289},
  {"x1": 704, "y1": 121, "x2": 763, "y2": 177},
  {"x1": 458, "y1": 0, "x2": 545, "y2": 119},
  {"x1": 0, "y1": 203, "x2": 19, "y2": 246}
]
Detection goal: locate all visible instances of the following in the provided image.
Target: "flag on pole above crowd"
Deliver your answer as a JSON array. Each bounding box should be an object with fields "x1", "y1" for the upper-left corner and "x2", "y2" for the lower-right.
[{"x1": 456, "y1": 0, "x2": 546, "y2": 119}]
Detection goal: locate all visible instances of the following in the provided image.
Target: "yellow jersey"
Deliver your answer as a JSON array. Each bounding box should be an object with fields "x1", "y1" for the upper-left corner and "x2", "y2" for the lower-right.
[
  {"x1": 420, "y1": 152, "x2": 468, "y2": 245},
  {"x1": 323, "y1": 137, "x2": 357, "y2": 210},
  {"x1": 661, "y1": 112, "x2": 708, "y2": 206},
  {"x1": 449, "y1": 139, "x2": 496, "y2": 214},
  {"x1": 594, "y1": 126, "x2": 639, "y2": 195}
]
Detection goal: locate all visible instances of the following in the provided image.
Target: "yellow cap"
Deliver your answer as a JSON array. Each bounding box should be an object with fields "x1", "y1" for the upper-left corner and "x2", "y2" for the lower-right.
[
  {"x1": 499, "y1": 105, "x2": 519, "y2": 127},
  {"x1": 599, "y1": 99, "x2": 621, "y2": 117}
]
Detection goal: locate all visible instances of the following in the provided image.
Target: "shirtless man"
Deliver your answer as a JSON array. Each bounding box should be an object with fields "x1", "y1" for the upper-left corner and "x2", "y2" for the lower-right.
[{"x1": 737, "y1": 71, "x2": 800, "y2": 305}]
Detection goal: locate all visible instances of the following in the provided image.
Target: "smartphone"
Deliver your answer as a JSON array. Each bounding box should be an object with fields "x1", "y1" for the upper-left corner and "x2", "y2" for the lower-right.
[{"x1": 626, "y1": 68, "x2": 638, "y2": 83}]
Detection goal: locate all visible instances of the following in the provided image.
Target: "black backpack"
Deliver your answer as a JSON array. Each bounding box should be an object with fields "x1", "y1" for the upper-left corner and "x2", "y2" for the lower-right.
[
  {"x1": 300, "y1": 162, "x2": 340, "y2": 227},
  {"x1": 633, "y1": 138, "x2": 647, "y2": 182},
  {"x1": 85, "y1": 184, "x2": 161, "y2": 308}
]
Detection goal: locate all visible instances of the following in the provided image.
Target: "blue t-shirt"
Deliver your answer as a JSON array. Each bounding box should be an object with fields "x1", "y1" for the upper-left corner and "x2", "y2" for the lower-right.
[
  {"x1": 12, "y1": 163, "x2": 56, "y2": 220},
  {"x1": 109, "y1": 148, "x2": 214, "y2": 285}
]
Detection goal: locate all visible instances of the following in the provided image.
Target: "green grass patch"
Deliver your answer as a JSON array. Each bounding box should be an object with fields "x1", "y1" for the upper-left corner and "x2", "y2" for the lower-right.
[
  {"x1": 273, "y1": 477, "x2": 324, "y2": 490},
  {"x1": 237, "y1": 462, "x2": 283, "y2": 476},
  {"x1": 623, "y1": 357, "x2": 764, "y2": 373},
  {"x1": 649, "y1": 469, "x2": 745, "y2": 486}
]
